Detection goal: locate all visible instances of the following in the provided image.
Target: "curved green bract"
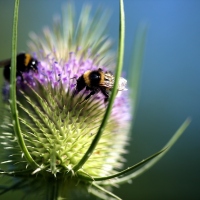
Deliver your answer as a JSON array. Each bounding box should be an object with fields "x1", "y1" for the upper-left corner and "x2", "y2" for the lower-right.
[
  {"x1": 102, "y1": 118, "x2": 191, "y2": 185},
  {"x1": 77, "y1": 118, "x2": 190, "y2": 183},
  {"x1": 10, "y1": 0, "x2": 39, "y2": 169},
  {"x1": 78, "y1": 147, "x2": 167, "y2": 182},
  {"x1": 72, "y1": 0, "x2": 125, "y2": 172}
]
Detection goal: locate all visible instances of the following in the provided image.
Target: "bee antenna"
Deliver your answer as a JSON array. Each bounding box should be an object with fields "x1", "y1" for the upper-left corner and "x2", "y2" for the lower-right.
[{"x1": 98, "y1": 68, "x2": 103, "y2": 71}]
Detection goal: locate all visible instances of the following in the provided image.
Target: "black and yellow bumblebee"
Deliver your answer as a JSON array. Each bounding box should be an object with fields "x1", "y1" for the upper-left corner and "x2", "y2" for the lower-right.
[
  {"x1": 75, "y1": 68, "x2": 127, "y2": 103},
  {"x1": 0, "y1": 53, "x2": 38, "y2": 81}
]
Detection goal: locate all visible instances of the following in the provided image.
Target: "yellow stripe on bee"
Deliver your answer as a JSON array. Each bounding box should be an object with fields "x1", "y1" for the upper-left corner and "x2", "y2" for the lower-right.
[
  {"x1": 83, "y1": 70, "x2": 92, "y2": 87},
  {"x1": 24, "y1": 54, "x2": 32, "y2": 66}
]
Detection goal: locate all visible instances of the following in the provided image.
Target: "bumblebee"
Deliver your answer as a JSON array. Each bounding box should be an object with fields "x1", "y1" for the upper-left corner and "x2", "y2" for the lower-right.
[
  {"x1": 0, "y1": 53, "x2": 38, "y2": 81},
  {"x1": 75, "y1": 68, "x2": 127, "y2": 103}
]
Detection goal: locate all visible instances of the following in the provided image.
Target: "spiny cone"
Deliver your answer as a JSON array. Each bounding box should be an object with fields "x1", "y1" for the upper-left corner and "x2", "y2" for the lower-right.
[{"x1": 0, "y1": 3, "x2": 131, "y2": 199}]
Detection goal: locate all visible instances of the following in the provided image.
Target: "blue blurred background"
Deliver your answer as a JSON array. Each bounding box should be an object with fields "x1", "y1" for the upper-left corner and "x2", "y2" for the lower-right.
[{"x1": 0, "y1": 0, "x2": 199, "y2": 199}]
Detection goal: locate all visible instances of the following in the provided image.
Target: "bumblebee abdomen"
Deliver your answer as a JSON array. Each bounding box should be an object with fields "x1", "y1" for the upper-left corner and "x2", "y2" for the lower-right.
[{"x1": 16, "y1": 53, "x2": 28, "y2": 71}]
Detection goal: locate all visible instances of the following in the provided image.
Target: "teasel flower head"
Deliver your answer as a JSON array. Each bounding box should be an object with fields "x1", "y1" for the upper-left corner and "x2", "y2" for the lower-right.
[
  {"x1": 0, "y1": 2, "x2": 131, "y2": 199},
  {"x1": 0, "y1": 1, "x2": 191, "y2": 199}
]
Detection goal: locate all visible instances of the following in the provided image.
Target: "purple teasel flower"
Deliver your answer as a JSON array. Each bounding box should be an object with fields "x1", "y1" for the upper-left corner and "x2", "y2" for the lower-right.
[{"x1": 0, "y1": 3, "x2": 131, "y2": 199}]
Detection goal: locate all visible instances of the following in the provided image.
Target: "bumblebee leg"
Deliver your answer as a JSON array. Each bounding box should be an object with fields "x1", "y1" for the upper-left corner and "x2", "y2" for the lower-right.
[
  {"x1": 100, "y1": 88, "x2": 109, "y2": 103},
  {"x1": 73, "y1": 79, "x2": 86, "y2": 97},
  {"x1": 17, "y1": 71, "x2": 24, "y2": 82},
  {"x1": 79, "y1": 90, "x2": 96, "y2": 104},
  {"x1": 85, "y1": 90, "x2": 96, "y2": 101}
]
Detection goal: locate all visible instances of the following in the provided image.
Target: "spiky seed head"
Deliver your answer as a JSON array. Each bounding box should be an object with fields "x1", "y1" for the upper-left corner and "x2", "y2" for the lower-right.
[{"x1": 0, "y1": 3, "x2": 131, "y2": 199}]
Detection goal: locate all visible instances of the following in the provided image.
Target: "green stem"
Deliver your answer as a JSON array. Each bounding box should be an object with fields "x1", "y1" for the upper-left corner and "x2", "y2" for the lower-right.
[
  {"x1": 48, "y1": 178, "x2": 73, "y2": 200},
  {"x1": 72, "y1": 0, "x2": 125, "y2": 173},
  {"x1": 10, "y1": 0, "x2": 39, "y2": 168},
  {"x1": 102, "y1": 118, "x2": 191, "y2": 185},
  {"x1": 78, "y1": 147, "x2": 166, "y2": 182},
  {"x1": 56, "y1": 180, "x2": 67, "y2": 200}
]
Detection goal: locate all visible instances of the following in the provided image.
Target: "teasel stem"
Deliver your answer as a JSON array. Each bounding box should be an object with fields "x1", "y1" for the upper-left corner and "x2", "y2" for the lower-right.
[
  {"x1": 10, "y1": 0, "x2": 39, "y2": 168},
  {"x1": 49, "y1": 179, "x2": 68, "y2": 200},
  {"x1": 72, "y1": 0, "x2": 125, "y2": 173}
]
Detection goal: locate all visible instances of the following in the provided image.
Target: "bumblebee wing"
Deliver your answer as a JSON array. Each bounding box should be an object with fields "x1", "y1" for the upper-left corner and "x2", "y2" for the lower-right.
[
  {"x1": 99, "y1": 72, "x2": 115, "y2": 89},
  {"x1": 100, "y1": 81, "x2": 114, "y2": 89},
  {"x1": 100, "y1": 76, "x2": 127, "y2": 91},
  {"x1": 0, "y1": 58, "x2": 11, "y2": 68}
]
